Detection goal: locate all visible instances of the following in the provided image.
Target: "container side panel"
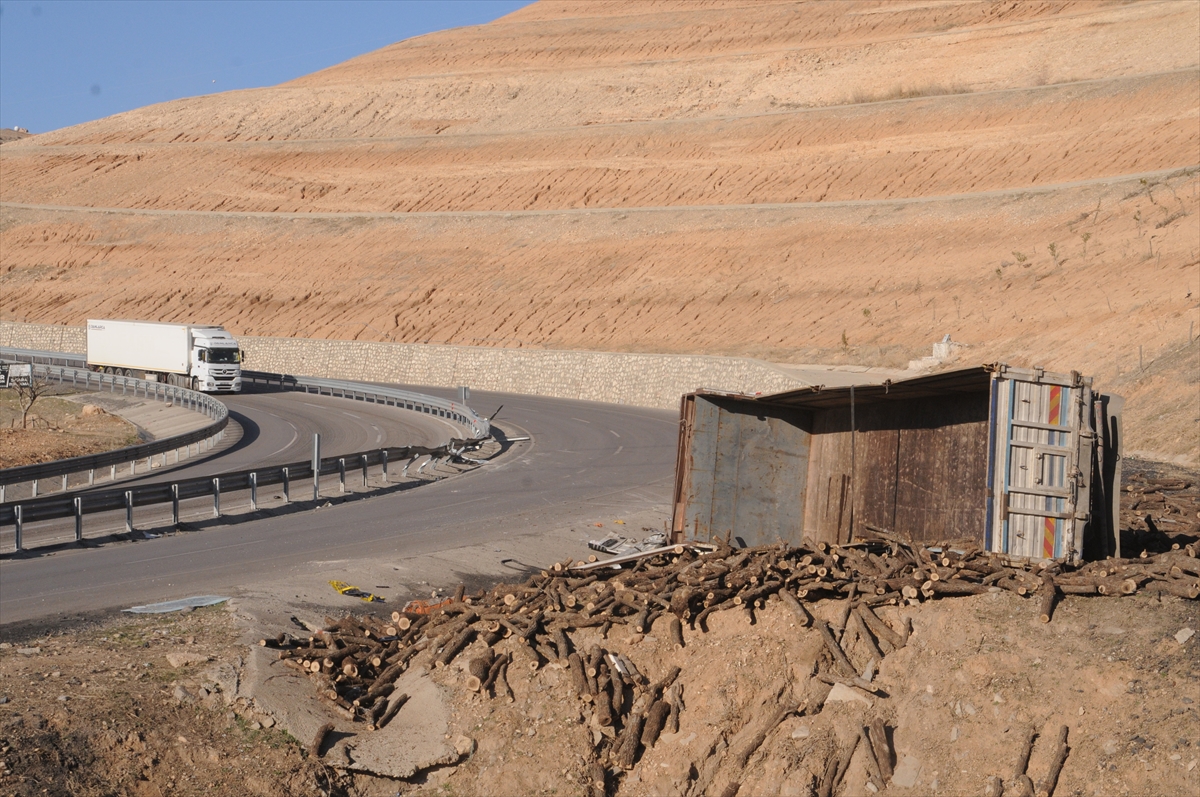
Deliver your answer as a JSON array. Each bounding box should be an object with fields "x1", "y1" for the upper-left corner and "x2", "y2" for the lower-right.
[
  {"x1": 86, "y1": 319, "x2": 190, "y2": 374},
  {"x1": 709, "y1": 405, "x2": 743, "y2": 540},
  {"x1": 730, "y1": 412, "x2": 810, "y2": 547}
]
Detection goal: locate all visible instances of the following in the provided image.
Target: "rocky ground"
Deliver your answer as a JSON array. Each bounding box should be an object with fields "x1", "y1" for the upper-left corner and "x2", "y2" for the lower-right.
[
  {"x1": 0, "y1": 388, "x2": 140, "y2": 468},
  {"x1": 1, "y1": 461, "x2": 1196, "y2": 797}
]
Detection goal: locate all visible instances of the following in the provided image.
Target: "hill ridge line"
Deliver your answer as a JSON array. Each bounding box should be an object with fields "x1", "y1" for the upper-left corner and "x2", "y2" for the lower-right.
[{"x1": 12, "y1": 67, "x2": 1197, "y2": 151}]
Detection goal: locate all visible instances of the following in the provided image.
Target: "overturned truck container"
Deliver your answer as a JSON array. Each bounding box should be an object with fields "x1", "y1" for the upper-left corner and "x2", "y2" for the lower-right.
[{"x1": 671, "y1": 364, "x2": 1123, "y2": 563}]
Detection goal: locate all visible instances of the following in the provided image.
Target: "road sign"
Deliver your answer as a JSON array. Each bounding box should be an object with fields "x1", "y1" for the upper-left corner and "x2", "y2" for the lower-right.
[{"x1": 0, "y1": 362, "x2": 32, "y2": 388}]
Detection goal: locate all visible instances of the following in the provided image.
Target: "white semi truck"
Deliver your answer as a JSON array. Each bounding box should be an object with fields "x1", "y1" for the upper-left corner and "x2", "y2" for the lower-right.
[{"x1": 86, "y1": 319, "x2": 244, "y2": 393}]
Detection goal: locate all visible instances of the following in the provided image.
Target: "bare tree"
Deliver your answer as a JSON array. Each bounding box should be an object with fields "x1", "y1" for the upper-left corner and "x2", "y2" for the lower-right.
[{"x1": 11, "y1": 371, "x2": 54, "y2": 430}]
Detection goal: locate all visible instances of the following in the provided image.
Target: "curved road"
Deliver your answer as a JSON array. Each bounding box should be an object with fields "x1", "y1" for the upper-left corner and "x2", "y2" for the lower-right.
[
  {"x1": 100, "y1": 385, "x2": 461, "y2": 490},
  {"x1": 0, "y1": 387, "x2": 678, "y2": 625}
]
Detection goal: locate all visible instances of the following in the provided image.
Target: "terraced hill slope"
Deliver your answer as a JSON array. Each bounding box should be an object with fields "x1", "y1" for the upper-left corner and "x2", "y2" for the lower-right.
[{"x1": 1, "y1": 0, "x2": 1197, "y2": 459}]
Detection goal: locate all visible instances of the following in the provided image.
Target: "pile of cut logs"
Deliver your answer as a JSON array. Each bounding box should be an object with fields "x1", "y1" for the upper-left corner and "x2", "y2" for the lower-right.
[{"x1": 264, "y1": 533, "x2": 1196, "y2": 794}]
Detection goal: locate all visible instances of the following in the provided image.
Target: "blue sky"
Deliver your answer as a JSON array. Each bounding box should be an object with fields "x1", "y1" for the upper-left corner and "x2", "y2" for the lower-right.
[{"x1": 0, "y1": 0, "x2": 530, "y2": 134}]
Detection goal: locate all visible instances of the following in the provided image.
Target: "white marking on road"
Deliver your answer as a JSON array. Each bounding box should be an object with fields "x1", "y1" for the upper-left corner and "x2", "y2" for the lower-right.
[
  {"x1": 342, "y1": 411, "x2": 361, "y2": 419},
  {"x1": 609, "y1": 430, "x2": 620, "y2": 438},
  {"x1": 572, "y1": 418, "x2": 591, "y2": 424},
  {"x1": 613, "y1": 446, "x2": 623, "y2": 456}
]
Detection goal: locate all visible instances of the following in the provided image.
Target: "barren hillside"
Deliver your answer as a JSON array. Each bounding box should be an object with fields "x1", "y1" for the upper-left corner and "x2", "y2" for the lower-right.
[{"x1": 1, "y1": 0, "x2": 1198, "y2": 459}]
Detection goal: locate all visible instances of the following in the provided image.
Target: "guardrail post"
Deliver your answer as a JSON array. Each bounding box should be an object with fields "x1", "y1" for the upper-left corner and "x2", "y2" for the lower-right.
[
  {"x1": 0, "y1": 484, "x2": 4, "y2": 503},
  {"x1": 381, "y1": 450, "x2": 388, "y2": 483},
  {"x1": 74, "y1": 496, "x2": 83, "y2": 542},
  {"x1": 13, "y1": 506, "x2": 22, "y2": 551},
  {"x1": 171, "y1": 484, "x2": 179, "y2": 526},
  {"x1": 338, "y1": 458, "x2": 346, "y2": 493},
  {"x1": 312, "y1": 434, "x2": 321, "y2": 501},
  {"x1": 110, "y1": 464, "x2": 116, "y2": 481},
  {"x1": 282, "y1": 467, "x2": 290, "y2": 503},
  {"x1": 125, "y1": 491, "x2": 133, "y2": 533},
  {"x1": 250, "y1": 472, "x2": 258, "y2": 511},
  {"x1": 212, "y1": 478, "x2": 221, "y2": 517},
  {"x1": 361, "y1": 454, "x2": 368, "y2": 487},
  {"x1": 61, "y1": 474, "x2": 68, "y2": 492},
  {"x1": 89, "y1": 468, "x2": 95, "y2": 486},
  {"x1": 32, "y1": 479, "x2": 38, "y2": 498}
]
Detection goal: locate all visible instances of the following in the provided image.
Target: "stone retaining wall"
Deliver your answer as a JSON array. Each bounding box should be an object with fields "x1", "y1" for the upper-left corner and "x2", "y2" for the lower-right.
[{"x1": 1, "y1": 322, "x2": 808, "y2": 410}]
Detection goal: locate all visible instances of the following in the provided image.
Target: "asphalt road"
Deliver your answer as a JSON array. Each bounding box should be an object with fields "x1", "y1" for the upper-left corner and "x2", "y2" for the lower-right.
[
  {"x1": 0, "y1": 388, "x2": 678, "y2": 625},
  {"x1": 97, "y1": 385, "x2": 461, "y2": 490}
]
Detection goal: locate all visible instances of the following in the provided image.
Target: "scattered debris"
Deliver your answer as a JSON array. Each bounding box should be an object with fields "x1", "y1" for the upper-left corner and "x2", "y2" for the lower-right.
[
  {"x1": 329, "y1": 581, "x2": 384, "y2": 603},
  {"x1": 262, "y1": 534, "x2": 1197, "y2": 791},
  {"x1": 124, "y1": 595, "x2": 229, "y2": 614}
]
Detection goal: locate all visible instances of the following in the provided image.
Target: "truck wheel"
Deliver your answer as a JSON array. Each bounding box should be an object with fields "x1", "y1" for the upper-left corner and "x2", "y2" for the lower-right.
[{"x1": 191, "y1": 377, "x2": 199, "y2": 392}]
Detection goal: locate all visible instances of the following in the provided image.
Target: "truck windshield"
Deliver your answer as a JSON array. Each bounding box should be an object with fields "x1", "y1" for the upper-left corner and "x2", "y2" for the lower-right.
[{"x1": 203, "y1": 348, "x2": 241, "y2": 364}]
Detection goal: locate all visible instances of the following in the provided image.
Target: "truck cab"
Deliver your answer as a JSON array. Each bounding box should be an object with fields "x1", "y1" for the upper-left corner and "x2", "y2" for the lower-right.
[{"x1": 190, "y1": 326, "x2": 243, "y2": 393}]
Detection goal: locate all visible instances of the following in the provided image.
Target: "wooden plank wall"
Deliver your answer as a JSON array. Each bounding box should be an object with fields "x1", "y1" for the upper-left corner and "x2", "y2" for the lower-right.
[{"x1": 803, "y1": 394, "x2": 989, "y2": 545}]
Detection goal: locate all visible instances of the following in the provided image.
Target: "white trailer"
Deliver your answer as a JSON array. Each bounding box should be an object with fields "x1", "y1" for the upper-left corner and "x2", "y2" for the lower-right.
[{"x1": 86, "y1": 319, "x2": 243, "y2": 393}]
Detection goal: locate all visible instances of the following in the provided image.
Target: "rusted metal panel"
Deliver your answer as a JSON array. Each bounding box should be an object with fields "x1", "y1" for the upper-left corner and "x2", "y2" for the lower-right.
[{"x1": 678, "y1": 395, "x2": 811, "y2": 547}]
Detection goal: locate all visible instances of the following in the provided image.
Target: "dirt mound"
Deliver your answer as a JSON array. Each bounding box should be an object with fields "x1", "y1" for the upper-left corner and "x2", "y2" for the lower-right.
[
  {"x1": 0, "y1": 0, "x2": 1197, "y2": 461},
  {"x1": 5, "y1": 508, "x2": 1197, "y2": 797}
]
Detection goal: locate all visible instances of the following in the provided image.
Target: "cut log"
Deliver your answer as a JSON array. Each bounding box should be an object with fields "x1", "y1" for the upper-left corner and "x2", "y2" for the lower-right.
[
  {"x1": 778, "y1": 588, "x2": 812, "y2": 628},
  {"x1": 434, "y1": 627, "x2": 476, "y2": 669},
  {"x1": 568, "y1": 652, "x2": 588, "y2": 696},
  {"x1": 814, "y1": 619, "x2": 859, "y2": 680},
  {"x1": 1010, "y1": 725, "x2": 1038, "y2": 791},
  {"x1": 730, "y1": 701, "x2": 803, "y2": 770},
  {"x1": 374, "y1": 692, "x2": 409, "y2": 730},
  {"x1": 667, "y1": 614, "x2": 686, "y2": 649},
  {"x1": 641, "y1": 700, "x2": 670, "y2": 748},
  {"x1": 309, "y1": 722, "x2": 333, "y2": 758},
  {"x1": 1039, "y1": 578, "x2": 1060, "y2": 623},
  {"x1": 863, "y1": 717, "x2": 892, "y2": 782},
  {"x1": 1036, "y1": 725, "x2": 1070, "y2": 797},
  {"x1": 858, "y1": 725, "x2": 886, "y2": 792},
  {"x1": 613, "y1": 712, "x2": 645, "y2": 770}
]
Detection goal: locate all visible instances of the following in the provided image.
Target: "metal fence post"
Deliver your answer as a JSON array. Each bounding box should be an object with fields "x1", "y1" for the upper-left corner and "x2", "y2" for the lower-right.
[
  {"x1": 171, "y1": 483, "x2": 179, "y2": 526},
  {"x1": 125, "y1": 491, "x2": 133, "y2": 533},
  {"x1": 250, "y1": 472, "x2": 258, "y2": 511},
  {"x1": 89, "y1": 468, "x2": 95, "y2": 486},
  {"x1": 61, "y1": 474, "x2": 67, "y2": 492},
  {"x1": 338, "y1": 458, "x2": 346, "y2": 493},
  {"x1": 31, "y1": 479, "x2": 38, "y2": 498},
  {"x1": 0, "y1": 484, "x2": 5, "y2": 504},
  {"x1": 282, "y1": 467, "x2": 290, "y2": 503},
  {"x1": 381, "y1": 450, "x2": 388, "y2": 483},
  {"x1": 74, "y1": 496, "x2": 83, "y2": 541},
  {"x1": 110, "y1": 464, "x2": 116, "y2": 481},
  {"x1": 13, "y1": 505, "x2": 22, "y2": 551},
  {"x1": 312, "y1": 434, "x2": 321, "y2": 501},
  {"x1": 212, "y1": 478, "x2": 221, "y2": 517}
]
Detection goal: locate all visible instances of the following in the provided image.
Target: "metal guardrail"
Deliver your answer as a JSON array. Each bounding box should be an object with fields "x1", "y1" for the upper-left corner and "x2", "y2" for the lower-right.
[
  {"x1": 1, "y1": 347, "x2": 494, "y2": 551},
  {"x1": 1, "y1": 358, "x2": 228, "y2": 498},
  {"x1": 0, "y1": 438, "x2": 482, "y2": 551},
  {"x1": 241, "y1": 371, "x2": 490, "y2": 440}
]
